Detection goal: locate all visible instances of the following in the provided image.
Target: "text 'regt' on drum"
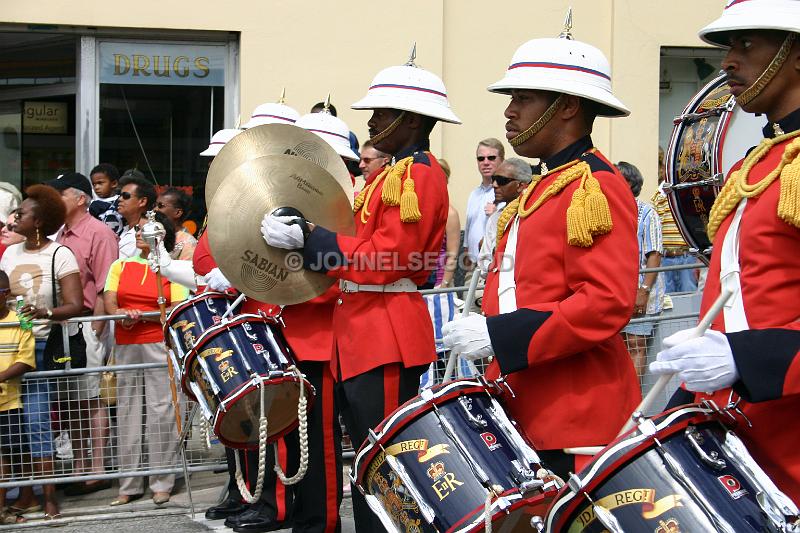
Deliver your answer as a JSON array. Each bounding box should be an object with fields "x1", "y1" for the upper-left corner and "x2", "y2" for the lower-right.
[
  {"x1": 542, "y1": 404, "x2": 799, "y2": 533},
  {"x1": 353, "y1": 378, "x2": 561, "y2": 533},
  {"x1": 182, "y1": 312, "x2": 314, "y2": 449},
  {"x1": 665, "y1": 73, "x2": 766, "y2": 264}
]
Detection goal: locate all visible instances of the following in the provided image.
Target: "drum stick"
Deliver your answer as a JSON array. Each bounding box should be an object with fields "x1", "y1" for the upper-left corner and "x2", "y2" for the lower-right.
[
  {"x1": 442, "y1": 271, "x2": 482, "y2": 383},
  {"x1": 221, "y1": 292, "x2": 246, "y2": 320},
  {"x1": 617, "y1": 288, "x2": 734, "y2": 436},
  {"x1": 565, "y1": 289, "x2": 734, "y2": 456},
  {"x1": 155, "y1": 265, "x2": 183, "y2": 435}
]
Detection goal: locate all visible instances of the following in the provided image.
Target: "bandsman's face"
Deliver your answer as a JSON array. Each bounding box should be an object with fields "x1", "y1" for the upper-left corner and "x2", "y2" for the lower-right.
[
  {"x1": 504, "y1": 89, "x2": 556, "y2": 158},
  {"x1": 367, "y1": 109, "x2": 405, "y2": 154}
]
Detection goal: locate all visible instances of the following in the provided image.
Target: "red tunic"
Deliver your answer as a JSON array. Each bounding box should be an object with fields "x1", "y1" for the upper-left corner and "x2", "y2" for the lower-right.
[
  {"x1": 482, "y1": 141, "x2": 641, "y2": 450},
  {"x1": 304, "y1": 147, "x2": 448, "y2": 380},
  {"x1": 691, "y1": 133, "x2": 800, "y2": 502}
]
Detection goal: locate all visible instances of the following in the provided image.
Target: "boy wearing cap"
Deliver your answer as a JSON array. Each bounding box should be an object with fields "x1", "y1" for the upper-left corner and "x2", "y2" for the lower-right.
[
  {"x1": 651, "y1": 0, "x2": 800, "y2": 503},
  {"x1": 262, "y1": 53, "x2": 459, "y2": 530},
  {"x1": 443, "y1": 20, "x2": 640, "y2": 478}
]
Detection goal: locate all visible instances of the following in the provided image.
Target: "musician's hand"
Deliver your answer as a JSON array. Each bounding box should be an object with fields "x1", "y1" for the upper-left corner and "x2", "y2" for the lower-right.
[
  {"x1": 442, "y1": 313, "x2": 495, "y2": 361},
  {"x1": 204, "y1": 268, "x2": 232, "y2": 291},
  {"x1": 261, "y1": 214, "x2": 305, "y2": 250},
  {"x1": 147, "y1": 241, "x2": 171, "y2": 273},
  {"x1": 649, "y1": 329, "x2": 738, "y2": 392}
]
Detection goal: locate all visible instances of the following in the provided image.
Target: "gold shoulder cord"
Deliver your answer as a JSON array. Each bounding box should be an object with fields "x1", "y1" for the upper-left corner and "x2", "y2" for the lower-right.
[
  {"x1": 496, "y1": 154, "x2": 613, "y2": 247},
  {"x1": 353, "y1": 155, "x2": 421, "y2": 224},
  {"x1": 707, "y1": 130, "x2": 800, "y2": 240}
]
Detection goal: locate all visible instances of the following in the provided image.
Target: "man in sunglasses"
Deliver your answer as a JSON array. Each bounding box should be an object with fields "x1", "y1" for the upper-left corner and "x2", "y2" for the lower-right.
[
  {"x1": 463, "y1": 138, "x2": 504, "y2": 281},
  {"x1": 116, "y1": 174, "x2": 156, "y2": 259},
  {"x1": 477, "y1": 158, "x2": 532, "y2": 276}
]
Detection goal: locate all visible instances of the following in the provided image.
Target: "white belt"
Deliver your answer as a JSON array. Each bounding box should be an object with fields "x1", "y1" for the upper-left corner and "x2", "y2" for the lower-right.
[{"x1": 339, "y1": 278, "x2": 418, "y2": 293}]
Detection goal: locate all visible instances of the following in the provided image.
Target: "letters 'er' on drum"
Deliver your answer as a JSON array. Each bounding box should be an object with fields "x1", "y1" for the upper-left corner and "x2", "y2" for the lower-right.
[
  {"x1": 353, "y1": 379, "x2": 560, "y2": 532},
  {"x1": 665, "y1": 73, "x2": 766, "y2": 263}
]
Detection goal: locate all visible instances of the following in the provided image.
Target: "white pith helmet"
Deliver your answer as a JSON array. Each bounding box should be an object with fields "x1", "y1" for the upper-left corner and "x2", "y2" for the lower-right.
[
  {"x1": 199, "y1": 128, "x2": 242, "y2": 157},
  {"x1": 351, "y1": 45, "x2": 461, "y2": 124},
  {"x1": 243, "y1": 102, "x2": 300, "y2": 129},
  {"x1": 295, "y1": 110, "x2": 359, "y2": 161},
  {"x1": 487, "y1": 12, "x2": 629, "y2": 118},
  {"x1": 699, "y1": 0, "x2": 800, "y2": 47}
]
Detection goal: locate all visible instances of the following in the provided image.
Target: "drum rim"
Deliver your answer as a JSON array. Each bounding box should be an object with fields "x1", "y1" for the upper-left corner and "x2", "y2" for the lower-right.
[
  {"x1": 450, "y1": 487, "x2": 558, "y2": 533},
  {"x1": 163, "y1": 290, "x2": 239, "y2": 339},
  {"x1": 352, "y1": 378, "x2": 496, "y2": 487},
  {"x1": 212, "y1": 372, "x2": 314, "y2": 450},
  {"x1": 544, "y1": 404, "x2": 720, "y2": 531}
]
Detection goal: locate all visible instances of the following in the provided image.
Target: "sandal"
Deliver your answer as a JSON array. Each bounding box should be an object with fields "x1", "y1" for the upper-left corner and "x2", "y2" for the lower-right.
[
  {"x1": 0, "y1": 510, "x2": 26, "y2": 524},
  {"x1": 44, "y1": 512, "x2": 62, "y2": 521},
  {"x1": 7, "y1": 503, "x2": 42, "y2": 515},
  {"x1": 110, "y1": 493, "x2": 143, "y2": 506}
]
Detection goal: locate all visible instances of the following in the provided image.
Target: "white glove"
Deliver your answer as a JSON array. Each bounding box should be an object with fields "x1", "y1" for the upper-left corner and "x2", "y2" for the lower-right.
[
  {"x1": 261, "y1": 214, "x2": 304, "y2": 250},
  {"x1": 204, "y1": 267, "x2": 232, "y2": 292},
  {"x1": 155, "y1": 259, "x2": 199, "y2": 290},
  {"x1": 649, "y1": 329, "x2": 739, "y2": 393},
  {"x1": 147, "y1": 241, "x2": 171, "y2": 272},
  {"x1": 441, "y1": 313, "x2": 495, "y2": 361}
]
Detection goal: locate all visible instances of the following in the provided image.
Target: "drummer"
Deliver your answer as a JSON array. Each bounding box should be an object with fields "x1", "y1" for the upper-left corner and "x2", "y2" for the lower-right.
[
  {"x1": 154, "y1": 120, "x2": 294, "y2": 531},
  {"x1": 260, "y1": 52, "x2": 459, "y2": 531},
  {"x1": 651, "y1": 0, "x2": 800, "y2": 503},
  {"x1": 442, "y1": 18, "x2": 641, "y2": 478}
]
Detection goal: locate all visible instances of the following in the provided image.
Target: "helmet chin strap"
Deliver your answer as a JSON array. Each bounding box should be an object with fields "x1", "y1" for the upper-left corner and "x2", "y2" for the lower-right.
[
  {"x1": 736, "y1": 32, "x2": 796, "y2": 107},
  {"x1": 509, "y1": 94, "x2": 564, "y2": 147},
  {"x1": 368, "y1": 111, "x2": 406, "y2": 145}
]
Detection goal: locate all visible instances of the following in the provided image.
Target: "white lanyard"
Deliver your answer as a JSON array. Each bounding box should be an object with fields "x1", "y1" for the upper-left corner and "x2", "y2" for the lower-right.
[
  {"x1": 498, "y1": 216, "x2": 520, "y2": 314},
  {"x1": 719, "y1": 199, "x2": 749, "y2": 332}
]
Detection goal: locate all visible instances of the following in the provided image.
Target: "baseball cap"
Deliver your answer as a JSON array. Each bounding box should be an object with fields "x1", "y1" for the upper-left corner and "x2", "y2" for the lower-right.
[{"x1": 45, "y1": 172, "x2": 93, "y2": 197}]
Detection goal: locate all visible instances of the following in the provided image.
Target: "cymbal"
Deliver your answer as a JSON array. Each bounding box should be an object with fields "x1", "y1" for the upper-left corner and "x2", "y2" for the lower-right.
[
  {"x1": 206, "y1": 123, "x2": 354, "y2": 208},
  {"x1": 208, "y1": 154, "x2": 356, "y2": 305}
]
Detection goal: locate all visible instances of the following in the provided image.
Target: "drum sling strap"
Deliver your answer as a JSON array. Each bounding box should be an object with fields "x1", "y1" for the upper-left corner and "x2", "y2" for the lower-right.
[
  {"x1": 719, "y1": 199, "x2": 749, "y2": 333},
  {"x1": 498, "y1": 216, "x2": 520, "y2": 314}
]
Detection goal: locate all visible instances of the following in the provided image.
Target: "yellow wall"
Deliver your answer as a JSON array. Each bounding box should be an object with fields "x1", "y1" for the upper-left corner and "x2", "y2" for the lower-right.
[{"x1": 3, "y1": 0, "x2": 725, "y2": 219}]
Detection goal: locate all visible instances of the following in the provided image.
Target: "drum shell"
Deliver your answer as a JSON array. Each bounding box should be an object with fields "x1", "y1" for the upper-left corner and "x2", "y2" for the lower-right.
[
  {"x1": 546, "y1": 406, "x2": 787, "y2": 532},
  {"x1": 354, "y1": 379, "x2": 558, "y2": 533},
  {"x1": 163, "y1": 291, "x2": 241, "y2": 365},
  {"x1": 184, "y1": 313, "x2": 313, "y2": 449}
]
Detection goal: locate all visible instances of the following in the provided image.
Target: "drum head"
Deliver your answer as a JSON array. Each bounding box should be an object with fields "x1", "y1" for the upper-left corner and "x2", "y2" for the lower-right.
[{"x1": 665, "y1": 74, "x2": 766, "y2": 263}]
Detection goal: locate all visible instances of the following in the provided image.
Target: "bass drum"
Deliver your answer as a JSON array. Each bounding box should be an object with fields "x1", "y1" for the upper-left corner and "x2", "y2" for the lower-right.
[{"x1": 664, "y1": 74, "x2": 766, "y2": 263}]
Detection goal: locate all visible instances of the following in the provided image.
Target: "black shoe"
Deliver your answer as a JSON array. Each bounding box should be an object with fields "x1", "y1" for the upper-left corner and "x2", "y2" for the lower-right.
[
  {"x1": 231, "y1": 503, "x2": 285, "y2": 533},
  {"x1": 224, "y1": 504, "x2": 262, "y2": 529},
  {"x1": 205, "y1": 498, "x2": 248, "y2": 520}
]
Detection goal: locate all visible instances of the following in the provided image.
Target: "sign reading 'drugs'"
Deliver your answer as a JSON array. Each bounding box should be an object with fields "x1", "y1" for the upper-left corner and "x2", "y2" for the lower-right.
[{"x1": 99, "y1": 42, "x2": 225, "y2": 86}]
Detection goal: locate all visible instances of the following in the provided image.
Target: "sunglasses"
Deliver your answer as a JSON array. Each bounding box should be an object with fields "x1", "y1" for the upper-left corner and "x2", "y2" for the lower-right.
[
  {"x1": 134, "y1": 224, "x2": 141, "y2": 232},
  {"x1": 120, "y1": 191, "x2": 135, "y2": 200},
  {"x1": 0, "y1": 288, "x2": 9, "y2": 295},
  {"x1": 156, "y1": 202, "x2": 175, "y2": 210},
  {"x1": 477, "y1": 155, "x2": 498, "y2": 162},
  {"x1": 491, "y1": 175, "x2": 517, "y2": 186}
]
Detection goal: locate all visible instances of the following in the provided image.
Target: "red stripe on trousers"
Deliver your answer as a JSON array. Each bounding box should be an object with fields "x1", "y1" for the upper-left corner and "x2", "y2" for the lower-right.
[
  {"x1": 322, "y1": 369, "x2": 339, "y2": 531},
  {"x1": 383, "y1": 364, "x2": 400, "y2": 417},
  {"x1": 275, "y1": 440, "x2": 288, "y2": 521}
]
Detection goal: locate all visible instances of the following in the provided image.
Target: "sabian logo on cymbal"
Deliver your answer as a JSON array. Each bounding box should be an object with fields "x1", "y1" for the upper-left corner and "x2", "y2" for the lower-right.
[
  {"x1": 289, "y1": 173, "x2": 323, "y2": 197},
  {"x1": 241, "y1": 249, "x2": 290, "y2": 291}
]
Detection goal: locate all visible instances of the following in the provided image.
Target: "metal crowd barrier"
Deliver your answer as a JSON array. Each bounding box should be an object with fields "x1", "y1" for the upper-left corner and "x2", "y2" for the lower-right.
[{"x1": 0, "y1": 262, "x2": 705, "y2": 490}]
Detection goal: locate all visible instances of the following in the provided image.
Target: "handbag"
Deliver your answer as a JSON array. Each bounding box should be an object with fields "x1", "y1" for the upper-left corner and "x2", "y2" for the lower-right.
[
  {"x1": 43, "y1": 246, "x2": 87, "y2": 371},
  {"x1": 99, "y1": 351, "x2": 117, "y2": 407}
]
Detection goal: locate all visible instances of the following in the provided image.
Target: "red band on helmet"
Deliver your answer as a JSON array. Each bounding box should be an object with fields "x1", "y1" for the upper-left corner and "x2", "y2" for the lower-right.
[{"x1": 508, "y1": 61, "x2": 611, "y2": 81}]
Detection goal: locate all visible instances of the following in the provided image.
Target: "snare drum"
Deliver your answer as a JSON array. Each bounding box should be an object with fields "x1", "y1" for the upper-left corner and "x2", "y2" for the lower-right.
[
  {"x1": 164, "y1": 291, "x2": 242, "y2": 362},
  {"x1": 665, "y1": 74, "x2": 766, "y2": 263},
  {"x1": 183, "y1": 313, "x2": 313, "y2": 449},
  {"x1": 544, "y1": 404, "x2": 799, "y2": 532},
  {"x1": 353, "y1": 379, "x2": 560, "y2": 533}
]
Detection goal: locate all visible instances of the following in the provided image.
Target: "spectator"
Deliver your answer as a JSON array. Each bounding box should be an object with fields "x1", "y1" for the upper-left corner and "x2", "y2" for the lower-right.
[
  {"x1": 0, "y1": 210, "x2": 24, "y2": 253},
  {"x1": 431, "y1": 159, "x2": 461, "y2": 289},
  {"x1": 45, "y1": 172, "x2": 119, "y2": 495},
  {"x1": 650, "y1": 146, "x2": 698, "y2": 293},
  {"x1": 155, "y1": 187, "x2": 197, "y2": 261},
  {"x1": 104, "y1": 211, "x2": 188, "y2": 507},
  {"x1": 0, "y1": 184, "x2": 21, "y2": 259},
  {"x1": 0, "y1": 185, "x2": 84, "y2": 521},
  {"x1": 463, "y1": 138, "x2": 504, "y2": 284},
  {"x1": 477, "y1": 157, "x2": 533, "y2": 275},
  {"x1": 89, "y1": 163, "x2": 125, "y2": 237},
  {"x1": 358, "y1": 140, "x2": 390, "y2": 181},
  {"x1": 116, "y1": 174, "x2": 156, "y2": 259},
  {"x1": 0, "y1": 269, "x2": 35, "y2": 524},
  {"x1": 617, "y1": 161, "x2": 666, "y2": 380}
]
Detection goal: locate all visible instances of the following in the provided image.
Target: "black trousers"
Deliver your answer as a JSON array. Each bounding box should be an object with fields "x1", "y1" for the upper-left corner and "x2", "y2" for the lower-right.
[
  {"x1": 336, "y1": 363, "x2": 427, "y2": 533},
  {"x1": 282, "y1": 360, "x2": 343, "y2": 533}
]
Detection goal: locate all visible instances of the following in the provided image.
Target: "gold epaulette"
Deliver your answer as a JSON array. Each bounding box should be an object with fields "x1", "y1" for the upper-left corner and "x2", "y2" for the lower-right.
[
  {"x1": 497, "y1": 160, "x2": 613, "y2": 247},
  {"x1": 353, "y1": 156, "x2": 421, "y2": 223},
  {"x1": 707, "y1": 131, "x2": 800, "y2": 240}
]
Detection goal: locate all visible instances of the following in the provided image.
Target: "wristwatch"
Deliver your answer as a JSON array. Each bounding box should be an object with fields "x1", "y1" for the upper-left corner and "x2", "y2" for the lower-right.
[{"x1": 639, "y1": 284, "x2": 651, "y2": 292}]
